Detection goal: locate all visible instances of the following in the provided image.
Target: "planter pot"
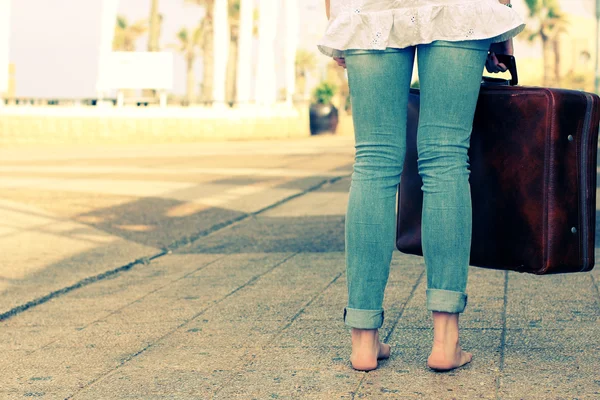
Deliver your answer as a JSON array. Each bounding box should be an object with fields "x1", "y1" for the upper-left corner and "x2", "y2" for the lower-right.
[{"x1": 309, "y1": 102, "x2": 339, "y2": 135}]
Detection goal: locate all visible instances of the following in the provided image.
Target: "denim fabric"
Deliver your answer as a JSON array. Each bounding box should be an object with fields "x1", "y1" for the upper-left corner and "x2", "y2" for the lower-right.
[{"x1": 343, "y1": 40, "x2": 491, "y2": 329}]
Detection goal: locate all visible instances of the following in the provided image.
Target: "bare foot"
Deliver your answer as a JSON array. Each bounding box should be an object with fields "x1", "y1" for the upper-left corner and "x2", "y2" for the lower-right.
[
  {"x1": 427, "y1": 340, "x2": 472, "y2": 372},
  {"x1": 426, "y1": 312, "x2": 472, "y2": 372},
  {"x1": 350, "y1": 328, "x2": 391, "y2": 371}
]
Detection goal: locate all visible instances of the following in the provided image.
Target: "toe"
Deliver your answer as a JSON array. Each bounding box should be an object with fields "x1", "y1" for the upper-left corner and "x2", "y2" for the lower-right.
[
  {"x1": 378, "y1": 343, "x2": 391, "y2": 360},
  {"x1": 463, "y1": 351, "x2": 473, "y2": 366}
]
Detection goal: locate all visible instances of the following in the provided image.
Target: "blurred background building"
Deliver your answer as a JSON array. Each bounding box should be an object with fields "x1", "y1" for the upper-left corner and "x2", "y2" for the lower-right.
[
  {"x1": 0, "y1": 0, "x2": 597, "y2": 143},
  {"x1": 1, "y1": 0, "x2": 598, "y2": 103}
]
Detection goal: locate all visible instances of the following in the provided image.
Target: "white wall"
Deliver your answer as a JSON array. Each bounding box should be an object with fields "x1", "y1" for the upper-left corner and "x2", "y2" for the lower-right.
[{"x1": 10, "y1": 0, "x2": 105, "y2": 98}]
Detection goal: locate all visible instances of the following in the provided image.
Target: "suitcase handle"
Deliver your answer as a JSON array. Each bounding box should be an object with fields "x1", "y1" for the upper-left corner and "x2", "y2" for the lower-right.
[{"x1": 482, "y1": 54, "x2": 518, "y2": 86}]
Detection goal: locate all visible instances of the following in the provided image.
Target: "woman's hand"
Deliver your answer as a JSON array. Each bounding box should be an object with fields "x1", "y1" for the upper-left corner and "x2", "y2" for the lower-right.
[
  {"x1": 334, "y1": 56, "x2": 346, "y2": 69},
  {"x1": 486, "y1": 38, "x2": 514, "y2": 73}
]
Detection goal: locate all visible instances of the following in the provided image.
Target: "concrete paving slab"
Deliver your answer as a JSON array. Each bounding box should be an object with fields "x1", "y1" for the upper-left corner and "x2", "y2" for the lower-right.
[
  {"x1": 277, "y1": 319, "x2": 350, "y2": 348},
  {"x1": 356, "y1": 365, "x2": 499, "y2": 400},
  {"x1": 0, "y1": 188, "x2": 138, "y2": 219},
  {"x1": 129, "y1": 343, "x2": 250, "y2": 374},
  {"x1": 503, "y1": 327, "x2": 600, "y2": 350},
  {"x1": 243, "y1": 345, "x2": 351, "y2": 372},
  {"x1": 505, "y1": 299, "x2": 599, "y2": 329},
  {"x1": 0, "y1": 136, "x2": 598, "y2": 399},
  {"x1": 0, "y1": 196, "x2": 159, "y2": 316},
  {"x1": 297, "y1": 254, "x2": 424, "y2": 325},
  {"x1": 163, "y1": 318, "x2": 285, "y2": 349},
  {"x1": 262, "y1": 191, "x2": 349, "y2": 218},
  {"x1": 0, "y1": 253, "x2": 298, "y2": 396},
  {"x1": 388, "y1": 328, "x2": 502, "y2": 352},
  {"x1": 0, "y1": 255, "x2": 220, "y2": 327},
  {"x1": 180, "y1": 214, "x2": 346, "y2": 254},
  {"x1": 0, "y1": 325, "x2": 80, "y2": 351},
  {"x1": 356, "y1": 328, "x2": 503, "y2": 399},
  {"x1": 1, "y1": 350, "x2": 32, "y2": 373},
  {"x1": 394, "y1": 267, "x2": 507, "y2": 330},
  {"x1": 73, "y1": 367, "x2": 232, "y2": 399},
  {"x1": 498, "y1": 348, "x2": 600, "y2": 399},
  {"x1": 0, "y1": 346, "x2": 124, "y2": 398},
  {"x1": 46, "y1": 251, "x2": 349, "y2": 398},
  {"x1": 45, "y1": 321, "x2": 177, "y2": 350},
  {"x1": 508, "y1": 272, "x2": 599, "y2": 300},
  {"x1": 213, "y1": 368, "x2": 361, "y2": 399}
]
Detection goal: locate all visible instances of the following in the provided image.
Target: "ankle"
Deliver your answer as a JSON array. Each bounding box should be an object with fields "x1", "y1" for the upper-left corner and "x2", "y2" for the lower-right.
[
  {"x1": 433, "y1": 338, "x2": 460, "y2": 348},
  {"x1": 351, "y1": 327, "x2": 377, "y2": 335},
  {"x1": 351, "y1": 328, "x2": 378, "y2": 342}
]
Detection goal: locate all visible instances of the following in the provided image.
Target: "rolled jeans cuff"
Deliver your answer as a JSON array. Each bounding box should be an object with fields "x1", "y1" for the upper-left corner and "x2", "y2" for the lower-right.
[
  {"x1": 343, "y1": 307, "x2": 384, "y2": 329},
  {"x1": 426, "y1": 289, "x2": 468, "y2": 313}
]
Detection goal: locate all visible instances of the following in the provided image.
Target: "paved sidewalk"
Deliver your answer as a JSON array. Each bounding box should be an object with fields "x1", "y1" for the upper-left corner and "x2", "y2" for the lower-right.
[{"x1": 0, "y1": 137, "x2": 598, "y2": 399}]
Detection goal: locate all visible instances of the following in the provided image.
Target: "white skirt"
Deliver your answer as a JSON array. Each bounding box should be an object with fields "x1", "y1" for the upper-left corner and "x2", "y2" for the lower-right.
[{"x1": 317, "y1": 0, "x2": 526, "y2": 58}]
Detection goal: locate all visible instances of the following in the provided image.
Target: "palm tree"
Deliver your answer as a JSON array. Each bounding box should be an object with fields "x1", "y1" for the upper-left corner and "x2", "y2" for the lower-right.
[
  {"x1": 295, "y1": 49, "x2": 317, "y2": 101},
  {"x1": 146, "y1": 0, "x2": 163, "y2": 98},
  {"x1": 225, "y1": 0, "x2": 241, "y2": 105},
  {"x1": 113, "y1": 15, "x2": 148, "y2": 51},
  {"x1": 170, "y1": 25, "x2": 204, "y2": 105},
  {"x1": 226, "y1": 0, "x2": 259, "y2": 104},
  {"x1": 187, "y1": 0, "x2": 256, "y2": 104},
  {"x1": 523, "y1": 0, "x2": 568, "y2": 86},
  {"x1": 185, "y1": 0, "x2": 215, "y2": 102},
  {"x1": 148, "y1": 0, "x2": 162, "y2": 52}
]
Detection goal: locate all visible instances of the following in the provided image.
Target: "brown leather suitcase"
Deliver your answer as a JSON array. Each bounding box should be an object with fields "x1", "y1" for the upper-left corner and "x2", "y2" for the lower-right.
[{"x1": 396, "y1": 70, "x2": 600, "y2": 274}]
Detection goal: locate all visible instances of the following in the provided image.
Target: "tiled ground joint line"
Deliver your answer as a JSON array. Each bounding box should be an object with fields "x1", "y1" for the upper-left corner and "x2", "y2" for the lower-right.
[
  {"x1": 210, "y1": 269, "x2": 346, "y2": 399},
  {"x1": 494, "y1": 271, "x2": 510, "y2": 400},
  {"x1": 266, "y1": 271, "x2": 346, "y2": 347},
  {"x1": 67, "y1": 252, "x2": 300, "y2": 400},
  {"x1": 0, "y1": 252, "x2": 166, "y2": 322},
  {"x1": 165, "y1": 175, "x2": 346, "y2": 251},
  {"x1": 0, "y1": 175, "x2": 347, "y2": 322},
  {"x1": 33, "y1": 255, "x2": 228, "y2": 355},
  {"x1": 382, "y1": 270, "x2": 426, "y2": 344},
  {"x1": 590, "y1": 274, "x2": 600, "y2": 315}
]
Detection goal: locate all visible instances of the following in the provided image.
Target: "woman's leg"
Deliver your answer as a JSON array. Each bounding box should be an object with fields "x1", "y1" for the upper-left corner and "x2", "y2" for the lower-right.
[
  {"x1": 416, "y1": 39, "x2": 491, "y2": 370},
  {"x1": 344, "y1": 46, "x2": 415, "y2": 370}
]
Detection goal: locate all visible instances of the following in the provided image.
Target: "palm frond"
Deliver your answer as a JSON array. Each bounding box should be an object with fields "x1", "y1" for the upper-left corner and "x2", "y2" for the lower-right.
[
  {"x1": 178, "y1": 28, "x2": 189, "y2": 43},
  {"x1": 117, "y1": 15, "x2": 128, "y2": 30}
]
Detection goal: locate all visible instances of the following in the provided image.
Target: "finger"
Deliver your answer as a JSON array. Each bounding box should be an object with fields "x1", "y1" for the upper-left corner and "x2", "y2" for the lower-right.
[
  {"x1": 333, "y1": 57, "x2": 346, "y2": 68},
  {"x1": 485, "y1": 54, "x2": 495, "y2": 73},
  {"x1": 487, "y1": 53, "x2": 503, "y2": 73},
  {"x1": 490, "y1": 54, "x2": 508, "y2": 73},
  {"x1": 485, "y1": 57, "x2": 498, "y2": 73}
]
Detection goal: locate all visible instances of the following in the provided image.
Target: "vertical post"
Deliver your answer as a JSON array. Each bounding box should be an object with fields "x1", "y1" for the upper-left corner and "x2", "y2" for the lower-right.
[
  {"x1": 0, "y1": 0, "x2": 11, "y2": 107},
  {"x1": 117, "y1": 90, "x2": 124, "y2": 107},
  {"x1": 148, "y1": 0, "x2": 160, "y2": 52},
  {"x1": 213, "y1": 0, "x2": 229, "y2": 107},
  {"x1": 595, "y1": 0, "x2": 600, "y2": 94},
  {"x1": 256, "y1": 0, "x2": 278, "y2": 106},
  {"x1": 236, "y1": 0, "x2": 253, "y2": 106},
  {"x1": 96, "y1": 0, "x2": 120, "y2": 105},
  {"x1": 285, "y1": 0, "x2": 298, "y2": 106},
  {"x1": 159, "y1": 91, "x2": 167, "y2": 108}
]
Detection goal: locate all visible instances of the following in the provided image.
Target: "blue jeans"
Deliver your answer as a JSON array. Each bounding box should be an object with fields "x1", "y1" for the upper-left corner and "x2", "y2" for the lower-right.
[{"x1": 343, "y1": 40, "x2": 491, "y2": 329}]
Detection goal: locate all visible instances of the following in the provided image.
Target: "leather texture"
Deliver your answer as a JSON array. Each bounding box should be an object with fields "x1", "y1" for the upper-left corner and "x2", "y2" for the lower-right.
[{"x1": 396, "y1": 85, "x2": 600, "y2": 274}]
